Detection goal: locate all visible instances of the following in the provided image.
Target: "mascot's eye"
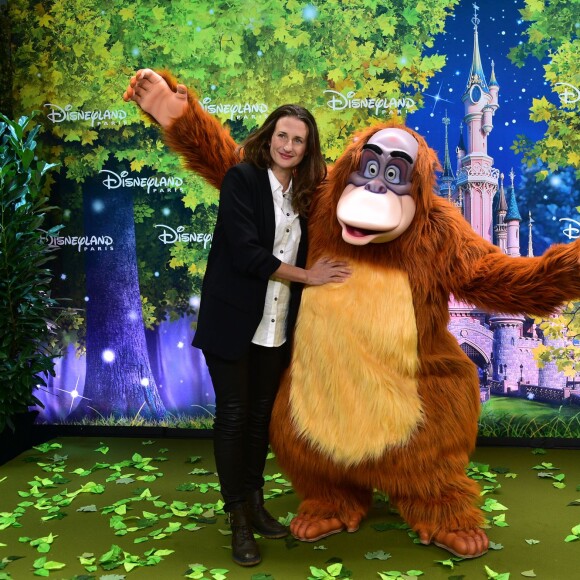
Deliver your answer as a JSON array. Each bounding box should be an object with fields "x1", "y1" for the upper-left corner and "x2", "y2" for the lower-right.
[
  {"x1": 385, "y1": 165, "x2": 401, "y2": 184},
  {"x1": 363, "y1": 160, "x2": 380, "y2": 179}
]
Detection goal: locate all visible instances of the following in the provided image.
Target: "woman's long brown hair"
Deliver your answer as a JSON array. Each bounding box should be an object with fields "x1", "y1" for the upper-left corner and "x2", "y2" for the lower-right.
[{"x1": 240, "y1": 105, "x2": 327, "y2": 218}]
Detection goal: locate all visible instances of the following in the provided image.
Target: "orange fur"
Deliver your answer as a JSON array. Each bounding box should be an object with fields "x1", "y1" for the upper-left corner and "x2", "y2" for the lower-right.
[
  {"x1": 163, "y1": 101, "x2": 580, "y2": 552},
  {"x1": 158, "y1": 70, "x2": 240, "y2": 191},
  {"x1": 290, "y1": 263, "x2": 423, "y2": 466},
  {"x1": 272, "y1": 124, "x2": 580, "y2": 540}
]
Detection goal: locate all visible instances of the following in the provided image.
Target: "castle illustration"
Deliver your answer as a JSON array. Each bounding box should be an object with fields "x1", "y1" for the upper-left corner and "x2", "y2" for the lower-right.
[{"x1": 438, "y1": 5, "x2": 579, "y2": 406}]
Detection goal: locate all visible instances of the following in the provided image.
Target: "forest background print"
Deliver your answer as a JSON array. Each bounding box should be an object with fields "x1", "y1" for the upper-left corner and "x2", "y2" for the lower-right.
[{"x1": 4, "y1": 0, "x2": 579, "y2": 436}]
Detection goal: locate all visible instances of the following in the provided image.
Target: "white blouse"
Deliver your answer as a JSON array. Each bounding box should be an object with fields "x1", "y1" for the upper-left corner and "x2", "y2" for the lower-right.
[{"x1": 251, "y1": 168, "x2": 302, "y2": 347}]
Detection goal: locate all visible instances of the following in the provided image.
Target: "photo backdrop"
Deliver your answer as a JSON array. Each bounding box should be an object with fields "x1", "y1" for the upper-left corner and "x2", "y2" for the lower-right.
[{"x1": 6, "y1": 0, "x2": 580, "y2": 437}]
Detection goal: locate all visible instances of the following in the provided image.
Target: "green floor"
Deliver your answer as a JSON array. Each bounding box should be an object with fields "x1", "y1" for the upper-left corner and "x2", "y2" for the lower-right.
[{"x1": 1, "y1": 437, "x2": 579, "y2": 579}]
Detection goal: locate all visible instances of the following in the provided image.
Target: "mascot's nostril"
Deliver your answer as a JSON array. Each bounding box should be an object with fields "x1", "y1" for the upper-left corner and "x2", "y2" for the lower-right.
[{"x1": 365, "y1": 180, "x2": 387, "y2": 194}]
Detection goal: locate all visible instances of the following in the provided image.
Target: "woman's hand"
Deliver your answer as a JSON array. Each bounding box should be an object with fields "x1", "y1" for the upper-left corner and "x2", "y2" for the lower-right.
[
  {"x1": 305, "y1": 257, "x2": 351, "y2": 285},
  {"x1": 274, "y1": 258, "x2": 351, "y2": 285}
]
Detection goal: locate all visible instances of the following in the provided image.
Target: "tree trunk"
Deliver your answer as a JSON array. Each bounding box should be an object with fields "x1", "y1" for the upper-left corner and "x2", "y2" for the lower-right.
[{"x1": 71, "y1": 178, "x2": 166, "y2": 420}]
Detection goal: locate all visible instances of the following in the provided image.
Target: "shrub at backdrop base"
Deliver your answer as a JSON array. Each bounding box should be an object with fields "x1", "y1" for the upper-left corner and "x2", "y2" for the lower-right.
[{"x1": 0, "y1": 113, "x2": 62, "y2": 434}]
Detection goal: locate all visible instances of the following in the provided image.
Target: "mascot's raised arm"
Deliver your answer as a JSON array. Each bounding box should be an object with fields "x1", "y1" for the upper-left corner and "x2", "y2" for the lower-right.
[
  {"x1": 124, "y1": 70, "x2": 580, "y2": 559},
  {"x1": 123, "y1": 68, "x2": 238, "y2": 188}
]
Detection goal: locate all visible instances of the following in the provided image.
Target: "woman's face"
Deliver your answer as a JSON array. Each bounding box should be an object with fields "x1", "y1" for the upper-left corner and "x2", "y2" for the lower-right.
[{"x1": 269, "y1": 116, "x2": 309, "y2": 177}]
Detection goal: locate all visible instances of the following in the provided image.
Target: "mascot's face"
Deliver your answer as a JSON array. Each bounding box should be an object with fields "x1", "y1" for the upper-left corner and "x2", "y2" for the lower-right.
[{"x1": 337, "y1": 128, "x2": 418, "y2": 245}]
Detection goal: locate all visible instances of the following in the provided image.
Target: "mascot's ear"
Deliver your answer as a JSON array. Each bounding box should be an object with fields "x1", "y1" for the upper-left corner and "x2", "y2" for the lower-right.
[
  {"x1": 407, "y1": 128, "x2": 440, "y2": 219},
  {"x1": 329, "y1": 135, "x2": 363, "y2": 185}
]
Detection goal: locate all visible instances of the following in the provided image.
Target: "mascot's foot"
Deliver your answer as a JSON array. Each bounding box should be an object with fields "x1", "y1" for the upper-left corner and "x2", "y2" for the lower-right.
[
  {"x1": 418, "y1": 527, "x2": 489, "y2": 559},
  {"x1": 291, "y1": 515, "x2": 359, "y2": 542}
]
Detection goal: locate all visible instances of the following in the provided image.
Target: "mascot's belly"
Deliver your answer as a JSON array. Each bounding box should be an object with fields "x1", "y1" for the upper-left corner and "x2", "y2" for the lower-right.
[{"x1": 289, "y1": 262, "x2": 423, "y2": 466}]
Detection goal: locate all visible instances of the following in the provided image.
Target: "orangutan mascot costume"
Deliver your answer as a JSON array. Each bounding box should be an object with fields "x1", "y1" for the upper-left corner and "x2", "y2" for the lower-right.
[{"x1": 125, "y1": 70, "x2": 580, "y2": 559}]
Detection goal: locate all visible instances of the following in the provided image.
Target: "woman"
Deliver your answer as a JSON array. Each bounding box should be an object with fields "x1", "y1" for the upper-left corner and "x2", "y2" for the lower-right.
[{"x1": 124, "y1": 70, "x2": 350, "y2": 567}]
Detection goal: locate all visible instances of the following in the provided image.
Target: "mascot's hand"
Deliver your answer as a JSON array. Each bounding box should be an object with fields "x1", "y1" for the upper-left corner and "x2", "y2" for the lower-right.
[{"x1": 123, "y1": 68, "x2": 188, "y2": 128}]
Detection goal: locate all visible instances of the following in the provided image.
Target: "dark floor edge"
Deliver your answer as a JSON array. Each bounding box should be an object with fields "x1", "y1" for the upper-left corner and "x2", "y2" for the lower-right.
[
  {"x1": 476, "y1": 436, "x2": 580, "y2": 449},
  {"x1": 32, "y1": 424, "x2": 214, "y2": 439},
  {"x1": 2, "y1": 426, "x2": 579, "y2": 467},
  {"x1": 28, "y1": 425, "x2": 580, "y2": 448}
]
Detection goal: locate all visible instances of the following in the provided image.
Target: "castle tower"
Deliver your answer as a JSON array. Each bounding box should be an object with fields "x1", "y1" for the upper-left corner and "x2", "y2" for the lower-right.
[
  {"x1": 456, "y1": 3, "x2": 500, "y2": 242},
  {"x1": 506, "y1": 168, "x2": 522, "y2": 257},
  {"x1": 454, "y1": 123, "x2": 467, "y2": 209},
  {"x1": 490, "y1": 314, "x2": 525, "y2": 390},
  {"x1": 456, "y1": 122, "x2": 466, "y2": 176},
  {"x1": 538, "y1": 330, "x2": 568, "y2": 389},
  {"x1": 494, "y1": 172, "x2": 508, "y2": 253},
  {"x1": 484, "y1": 60, "x2": 500, "y2": 133},
  {"x1": 440, "y1": 111, "x2": 455, "y2": 201}
]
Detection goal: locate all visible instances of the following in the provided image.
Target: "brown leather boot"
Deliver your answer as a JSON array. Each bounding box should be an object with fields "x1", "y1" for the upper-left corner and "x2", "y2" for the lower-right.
[
  {"x1": 247, "y1": 489, "x2": 289, "y2": 539},
  {"x1": 228, "y1": 503, "x2": 261, "y2": 566}
]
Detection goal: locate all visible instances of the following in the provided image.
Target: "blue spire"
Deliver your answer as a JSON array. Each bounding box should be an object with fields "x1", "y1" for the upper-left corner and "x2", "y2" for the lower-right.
[
  {"x1": 488, "y1": 60, "x2": 499, "y2": 88},
  {"x1": 464, "y1": 3, "x2": 490, "y2": 95},
  {"x1": 497, "y1": 173, "x2": 507, "y2": 213},
  {"x1": 506, "y1": 168, "x2": 522, "y2": 221},
  {"x1": 456, "y1": 122, "x2": 466, "y2": 153},
  {"x1": 442, "y1": 111, "x2": 455, "y2": 179}
]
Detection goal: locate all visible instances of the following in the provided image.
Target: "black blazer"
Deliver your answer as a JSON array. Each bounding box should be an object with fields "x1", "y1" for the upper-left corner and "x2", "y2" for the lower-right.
[{"x1": 193, "y1": 162, "x2": 308, "y2": 360}]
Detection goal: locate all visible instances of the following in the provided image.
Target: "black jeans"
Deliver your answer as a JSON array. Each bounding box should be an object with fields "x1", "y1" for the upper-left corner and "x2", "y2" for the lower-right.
[{"x1": 203, "y1": 343, "x2": 287, "y2": 511}]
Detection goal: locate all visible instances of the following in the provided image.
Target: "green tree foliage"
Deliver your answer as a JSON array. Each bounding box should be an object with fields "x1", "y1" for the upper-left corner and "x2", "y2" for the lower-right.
[
  {"x1": 508, "y1": 0, "x2": 580, "y2": 179},
  {"x1": 0, "y1": 1, "x2": 14, "y2": 117},
  {"x1": 534, "y1": 300, "x2": 580, "y2": 377},
  {"x1": 9, "y1": 0, "x2": 458, "y2": 327}
]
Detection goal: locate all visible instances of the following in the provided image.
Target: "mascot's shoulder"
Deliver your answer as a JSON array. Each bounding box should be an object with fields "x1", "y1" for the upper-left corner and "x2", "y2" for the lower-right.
[
  {"x1": 418, "y1": 193, "x2": 467, "y2": 240},
  {"x1": 413, "y1": 193, "x2": 497, "y2": 261},
  {"x1": 428, "y1": 193, "x2": 461, "y2": 219}
]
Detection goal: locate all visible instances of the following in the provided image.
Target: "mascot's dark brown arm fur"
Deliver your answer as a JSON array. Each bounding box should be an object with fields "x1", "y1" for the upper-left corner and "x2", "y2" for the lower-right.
[
  {"x1": 152, "y1": 71, "x2": 240, "y2": 190},
  {"x1": 155, "y1": 92, "x2": 580, "y2": 559}
]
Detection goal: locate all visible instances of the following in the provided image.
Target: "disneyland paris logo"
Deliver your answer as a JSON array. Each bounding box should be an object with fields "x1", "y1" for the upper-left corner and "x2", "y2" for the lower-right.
[
  {"x1": 554, "y1": 82, "x2": 580, "y2": 105},
  {"x1": 200, "y1": 97, "x2": 268, "y2": 120},
  {"x1": 43, "y1": 231, "x2": 114, "y2": 252},
  {"x1": 324, "y1": 90, "x2": 416, "y2": 115},
  {"x1": 560, "y1": 218, "x2": 580, "y2": 240},
  {"x1": 154, "y1": 224, "x2": 213, "y2": 249},
  {"x1": 44, "y1": 103, "x2": 128, "y2": 127},
  {"x1": 99, "y1": 170, "x2": 184, "y2": 194}
]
